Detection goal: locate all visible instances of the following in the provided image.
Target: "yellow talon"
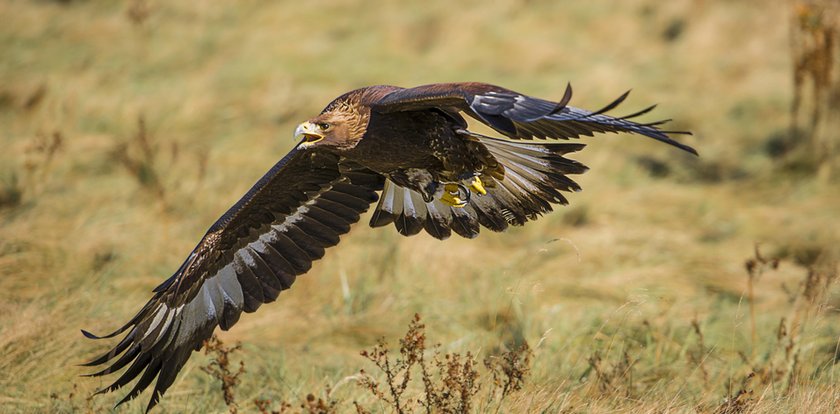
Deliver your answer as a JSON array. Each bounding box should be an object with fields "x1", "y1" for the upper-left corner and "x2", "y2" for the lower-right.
[
  {"x1": 440, "y1": 193, "x2": 466, "y2": 208},
  {"x1": 469, "y1": 176, "x2": 487, "y2": 195},
  {"x1": 440, "y1": 183, "x2": 467, "y2": 208}
]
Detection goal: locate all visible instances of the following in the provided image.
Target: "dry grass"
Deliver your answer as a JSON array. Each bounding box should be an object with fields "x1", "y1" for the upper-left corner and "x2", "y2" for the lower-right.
[{"x1": 1, "y1": 0, "x2": 839, "y2": 413}]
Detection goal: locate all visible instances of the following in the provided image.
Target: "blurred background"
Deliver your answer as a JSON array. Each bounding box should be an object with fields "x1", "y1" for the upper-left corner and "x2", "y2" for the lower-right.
[{"x1": 1, "y1": 0, "x2": 838, "y2": 412}]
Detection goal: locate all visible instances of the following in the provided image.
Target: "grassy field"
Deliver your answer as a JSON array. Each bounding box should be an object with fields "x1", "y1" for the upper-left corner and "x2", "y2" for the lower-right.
[{"x1": 1, "y1": 0, "x2": 839, "y2": 412}]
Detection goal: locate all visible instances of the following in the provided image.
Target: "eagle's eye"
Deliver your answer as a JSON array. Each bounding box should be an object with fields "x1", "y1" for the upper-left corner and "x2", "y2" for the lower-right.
[{"x1": 317, "y1": 123, "x2": 331, "y2": 131}]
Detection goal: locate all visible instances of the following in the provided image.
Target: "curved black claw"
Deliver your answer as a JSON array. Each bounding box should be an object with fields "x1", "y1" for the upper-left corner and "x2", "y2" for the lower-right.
[{"x1": 456, "y1": 183, "x2": 471, "y2": 203}]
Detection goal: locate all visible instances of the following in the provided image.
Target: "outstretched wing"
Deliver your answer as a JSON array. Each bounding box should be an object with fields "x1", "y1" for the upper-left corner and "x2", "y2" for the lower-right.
[
  {"x1": 81, "y1": 145, "x2": 384, "y2": 412},
  {"x1": 371, "y1": 82, "x2": 696, "y2": 155}
]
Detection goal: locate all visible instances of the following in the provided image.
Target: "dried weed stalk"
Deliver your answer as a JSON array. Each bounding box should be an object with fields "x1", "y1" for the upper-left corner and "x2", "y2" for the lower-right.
[
  {"x1": 584, "y1": 350, "x2": 638, "y2": 398},
  {"x1": 300, "y1": 393, "x2": 339, "y2": 414},
  {"x1": 49, "y1": 383, "x2": 97, "y2": 414},
  {"x1": 112, "y1": 115, "x2": 167, "y2": 201},
  {"x1": 126, "y1": 0, "x2": 150, "y2": 26},
  {"x1": 253, "y1": 392, "x2": 337, "y2": 414},
  {"x1": 715, "y1": 372, "x2": 756, "y2": 414},
  {"x1": 12, "y1": 130, "x2": 64, "y2": 205},
  {"x1": 744, "y1": 245, "x2": 780, "y2": 355},
  {"x1": 111, "y1": 114, "x2": 209, "y2": 205},
  {"x1": 790, "y1": 0, "x2": 840, "y2": 176},
  {"x1": 202, "y1": 335, "x2": 246, "y2": 414},
  {"x1": 24, "y1": 130, "x2": 63, "y2": 173},
  {"x1": 356, "y1": 314, "x2": 527, "y2": 413},
  {"x1": 687, "y1": 318, "x2": 710, "y2": 387},
  {"x1": 771, "y1": 250, "x2": 837, "y2": 393},
  {"x1": 0, "y1": 172, "x2": 22, "y2": 209},
  {"x1": 1, "y1": 129, "x2": 63, "y2": 209},
  {"x1": 719, "y1": 245, "x2": 838, "y2": 410},
  {"x1": 357, "y1": 313, "x2": 426, "y2": 413},
  {"x1": 427, "y1": 351, "x2": 481, "y2": 413},
  {"x1": 483, "y1": 344, "x2": 531, "y2": 399},
  {"x1": 254, "y1": 398, "x2": 287, "y2": 414}
]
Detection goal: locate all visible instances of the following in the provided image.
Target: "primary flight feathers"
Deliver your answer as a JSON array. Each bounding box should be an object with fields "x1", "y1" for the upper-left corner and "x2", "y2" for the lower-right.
[{"x1": 82, "y1": 82, "x2": 695, "y2": 411}]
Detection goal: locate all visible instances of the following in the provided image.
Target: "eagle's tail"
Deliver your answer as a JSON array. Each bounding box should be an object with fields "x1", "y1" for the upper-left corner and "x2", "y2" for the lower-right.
[{"x1": 368, "y1": 137, "x2": 588, "y2": 240}]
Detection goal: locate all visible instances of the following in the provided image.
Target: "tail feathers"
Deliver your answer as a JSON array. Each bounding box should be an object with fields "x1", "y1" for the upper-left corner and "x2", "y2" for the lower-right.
[{"x1": 368, "y1": 137, "x2": 587, "y2": 240}]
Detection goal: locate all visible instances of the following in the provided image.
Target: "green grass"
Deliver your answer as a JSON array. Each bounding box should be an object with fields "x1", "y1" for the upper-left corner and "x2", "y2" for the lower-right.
[{"x1": 1, "y1": 0, "x2": 839, "y2": 412}]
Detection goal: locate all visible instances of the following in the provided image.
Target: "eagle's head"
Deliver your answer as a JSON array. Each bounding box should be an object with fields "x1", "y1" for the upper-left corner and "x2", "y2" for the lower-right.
[{"x1": 294, "y1": 100, "x2": 368, "y2": 151}]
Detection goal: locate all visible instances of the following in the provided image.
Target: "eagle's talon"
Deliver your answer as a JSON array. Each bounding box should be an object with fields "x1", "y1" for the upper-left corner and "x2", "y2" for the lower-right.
[
  {"x1": 456, "y1": 173, "x2": 486, "y2": 197},
  {"x1": 440, "y1": 192, "x2": 466, "y2": 208},
  {"x1": 440, "y1": 183, "x2": 468, "y2": 208}
]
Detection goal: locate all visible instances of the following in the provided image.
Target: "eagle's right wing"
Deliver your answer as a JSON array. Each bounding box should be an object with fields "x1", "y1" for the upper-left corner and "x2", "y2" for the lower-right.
[
  {"x1": 82, "y1": 145, "x2": 383, "y2": 412},
  {"x1": 369, "y1": 137, "x2": 589, "y2": 239}
]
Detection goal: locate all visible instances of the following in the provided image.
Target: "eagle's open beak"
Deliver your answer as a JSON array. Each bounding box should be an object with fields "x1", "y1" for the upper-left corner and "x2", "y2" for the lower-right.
[{"x1": 294, "y1": 122, "x2": 325, "y2": 146}]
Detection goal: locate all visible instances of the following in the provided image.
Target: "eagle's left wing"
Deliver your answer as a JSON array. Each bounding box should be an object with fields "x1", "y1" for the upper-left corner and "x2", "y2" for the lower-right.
[
  {"x1": 371, "y1": 82, "x2": 696, "y2": 155},
  {"x1": 81, "y1": 146, "x2": 383, "y2": 412}
]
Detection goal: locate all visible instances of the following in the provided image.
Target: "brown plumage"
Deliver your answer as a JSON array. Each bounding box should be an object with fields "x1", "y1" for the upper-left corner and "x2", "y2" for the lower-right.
[{"x1": 82, "y1": 82, "x2": 695, "y2": 411}]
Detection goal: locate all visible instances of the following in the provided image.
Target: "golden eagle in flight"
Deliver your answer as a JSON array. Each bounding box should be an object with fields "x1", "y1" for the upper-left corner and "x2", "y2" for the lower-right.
[{"x1": 82, "y1": 82, "x2": 695, "y2": 411}]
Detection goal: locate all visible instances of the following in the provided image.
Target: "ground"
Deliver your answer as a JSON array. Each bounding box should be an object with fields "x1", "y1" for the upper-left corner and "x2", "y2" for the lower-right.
[{"x1": 1, "y1": 0, "x2": 838, "y2": 413}]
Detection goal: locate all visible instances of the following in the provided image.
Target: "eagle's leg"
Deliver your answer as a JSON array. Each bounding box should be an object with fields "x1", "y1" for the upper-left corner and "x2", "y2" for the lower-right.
[
  {"x1": 456, "y1": 172, "x2": 487, "y2": 198},
  {"x1": 437, "y1": 173, "x2": 487, "y2": 208},
  {"x1": 464, "y1": 175, "x2": 487, "y2": 196}
]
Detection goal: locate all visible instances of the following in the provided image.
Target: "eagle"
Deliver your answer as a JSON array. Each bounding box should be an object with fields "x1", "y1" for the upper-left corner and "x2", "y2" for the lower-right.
[{"x1": 81, "y1": 82, "x2": 695, "y2": 411}]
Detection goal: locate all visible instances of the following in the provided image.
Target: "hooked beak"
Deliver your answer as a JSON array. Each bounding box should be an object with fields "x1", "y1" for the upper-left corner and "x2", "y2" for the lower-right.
[{"x1": 294, "y1": 122, "x2": 325, "y2": 147}]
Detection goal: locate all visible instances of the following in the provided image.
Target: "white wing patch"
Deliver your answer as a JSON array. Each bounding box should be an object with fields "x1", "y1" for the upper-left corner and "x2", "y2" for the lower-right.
[
  {"x1": 401, "y1": 187, "x2": 417, "y2": 218},
  {"x1": 171, "y1": 261, "x2": 244, "y2": 347},
  {"x1": 379, "y1": 180, "x2": 398, "y2": 215}
]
